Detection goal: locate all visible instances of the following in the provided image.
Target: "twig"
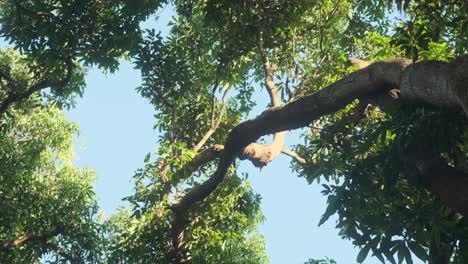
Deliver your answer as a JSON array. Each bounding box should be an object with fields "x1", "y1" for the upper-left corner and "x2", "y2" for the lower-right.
[
  {"x1": 281, "y1": 148, "x2": 307, "y2": 164},
  {"x1": 193, "y1": 87, "x2": 230, "y2": 152}
]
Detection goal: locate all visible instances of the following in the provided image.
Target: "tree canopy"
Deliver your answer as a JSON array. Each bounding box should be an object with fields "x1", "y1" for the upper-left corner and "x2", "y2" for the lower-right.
[
  {"x1": 0, "y1": 0, "x2": 467, "y2": 263},
  {"x1": 0, "y1": 48, "x2": 104, "y2": 263}
]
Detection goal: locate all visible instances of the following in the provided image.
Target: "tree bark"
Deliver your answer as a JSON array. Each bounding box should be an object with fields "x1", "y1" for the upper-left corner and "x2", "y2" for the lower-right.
[{"x1": 408, "y1": 150, "x2": 468, "y2": 216}]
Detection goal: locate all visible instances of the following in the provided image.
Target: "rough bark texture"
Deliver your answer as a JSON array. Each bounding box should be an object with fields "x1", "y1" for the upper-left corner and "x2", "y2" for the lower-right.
[
  {"x1": 400, "y1": 59, "x2": 467, "y2": 114},
  {"x1": 171, "y1": 57, "x2": 468, "y2": 263},
  {"x1": 408, "y1": 150, "x2": 468, "y2": 216}
]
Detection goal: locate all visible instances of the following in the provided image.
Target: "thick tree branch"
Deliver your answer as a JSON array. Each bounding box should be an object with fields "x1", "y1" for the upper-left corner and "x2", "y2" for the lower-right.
[
  {"x1": 0, "y1": 57, "x2": 74, "y2": 115},
  {"x1": 401, "y1": 57, "x2": 468, "y2": 115},
  {"x1": 171, "y1": 56, "x2": 468, "y2": 262},
  {"x1": 407, "y1": 150, "x2": 468, "y2": 216},
  {"x1": 184, "y1": 144, "x2": 225, "y2": 178},
  {"x1": 0, "y1": 224, "x2": 64, "y2": 252},
  {"x1": 348, "y1": 57, "x2": 371, "y2": 69},
  {"x1": 170, "y1": 57, "x2": 468, "y2": 262}
]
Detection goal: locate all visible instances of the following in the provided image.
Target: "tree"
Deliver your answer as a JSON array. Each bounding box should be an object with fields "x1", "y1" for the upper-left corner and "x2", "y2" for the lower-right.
[
  {"x1": 305, "y1": 258, "x2": 337, "y2": 264},
  {"x1": 0, "y1": 0, "x2": 467, "y2": 263},
  {"x1": 0, "y1": 49, "x2": 104, "y2": 263}
]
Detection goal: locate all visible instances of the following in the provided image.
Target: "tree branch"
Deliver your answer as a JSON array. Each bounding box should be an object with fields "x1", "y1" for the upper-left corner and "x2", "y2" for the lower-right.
[
  {"x1": 0, "y1": 224, "x2": 64, "y2": 252},
  {"x1": 193, "y1": 87, "x2": 230, "y2": 152},
  {"x1": 348, "y1": 57, "x2": 371, "y2": 69},
  {"x1": 153, "y1": 85, "x2": 174, "y2": 110},
  {"x1": 210, "y1": 80, "x2": 219, "y2": 127},
  {"x1": 258, "y1": 31, "x2": 280, "y2": 107},
  {"x1": 281, "y1": 148, "x2": 307, "y2": 164},
  {"x1": 406, "y1": 149, "x2": 468, "y2": 216},
  {"x1": 184, "y1": 144, "x2": 225, "y2": 178},
  {"x1": 0, "y1": 57, "x2": 74, "y2": 115},
  {"x1": 169, "y1": 58, "x2": 415, "y2": 262},
  {"x1": 170, "y1": 56, "x2": 468, "y2": 262},
  {"x1": 12, "y1": 0, "x2": 57, "y2": 19},
  {"x1": 44, "y1": 242, "x2": 76, "y2": 262}
]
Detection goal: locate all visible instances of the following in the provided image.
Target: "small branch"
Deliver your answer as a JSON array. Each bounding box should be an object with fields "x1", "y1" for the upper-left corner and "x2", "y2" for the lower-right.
[
  {"x1": 154, "y1": 86, "x2": 174, "y2": 110},
  {"x1": 210, "y1": 80, "x2": 219, "y2": 127},
  {"x1": 258, "y1": 31, "x2": 270, "y2": 72},
  {"x1": 281, "y1": 148, "x2": 307, "y2": 164},
  {"x1": 45, "y1": 242, "x2": 76, "y2": 262},
  {"x1": 193, "y1": 88, "x2": 230, "y2": 152},
  {"x1": 258, "y1": 31, "x2": 280, "y2": 107},
  {"x1": 286, "y1": 28, "x2": 297, "y2": 102},
  {"x1": 319, "y1": 28, "x2": 325, "y2": 59},
  {"x1": 322, "y1": 3, "x2": 341, "y2": 29},
  {"x1": 285, "y1": 70, "x2": 292, "y2": 101},
  {"x1": 13, "y1": 0, "x2": 57, "y2": 19}
]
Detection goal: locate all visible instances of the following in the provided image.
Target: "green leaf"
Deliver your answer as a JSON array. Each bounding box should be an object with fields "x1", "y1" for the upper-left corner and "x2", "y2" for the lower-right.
[
  {"x1": 407, "y1": 241, "x2": 428, "y2": 261},
  {"x1": 144, "y1": 153, "x2": 151, "y2": 163},
  {"x1": 357, "y1": 244, "x2": 371, "y2": 263},
  {"x1": 372, "y1": 249, "x2": 386, "y2": 264},
  {"x1": 402, "y1": 244, "x2": 413, "y2": 264},
  {"x1": 319, "y1": 195, "x2": 339, "y2": 226},
  {"x1": 338, "y1": 223, "x2": 351, "y2": 236},
  {"x1": 383, "y1": 250, "x2": 397, "y2": 264},
  {"x1": 397, "y1": 243, "x2": 413, "y2": 264}
]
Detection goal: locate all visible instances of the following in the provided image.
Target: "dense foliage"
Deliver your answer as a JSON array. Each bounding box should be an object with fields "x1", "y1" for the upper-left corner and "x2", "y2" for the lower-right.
[
  {"x1": 0, "y1": 0, "x2": 466, "y2": 263},
  {"x1": 0, "y1": 50, "x2": 104, "y2": 263}
]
